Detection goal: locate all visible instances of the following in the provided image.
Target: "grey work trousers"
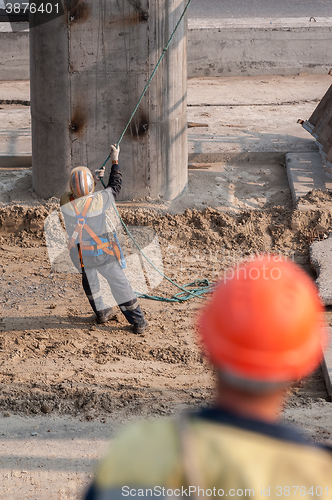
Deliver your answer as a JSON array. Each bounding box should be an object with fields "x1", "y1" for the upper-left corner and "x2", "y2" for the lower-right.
[{"x1": 79, "y1": 256, "x2": 145, "y2": 326}]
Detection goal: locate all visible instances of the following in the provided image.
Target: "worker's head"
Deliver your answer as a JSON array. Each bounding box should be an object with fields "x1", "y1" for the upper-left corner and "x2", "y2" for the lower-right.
[
  {"x1": 198, "y1": 257, "x2": 326, "y2": 395},
  {"x1": 69, "y1": 166, "x2": 95, "y2": 198}
]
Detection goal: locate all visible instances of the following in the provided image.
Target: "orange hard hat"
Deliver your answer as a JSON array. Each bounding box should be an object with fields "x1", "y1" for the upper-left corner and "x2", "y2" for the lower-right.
[{"x1": 198, "y1": 257, "x2": 326, "y2": 383}]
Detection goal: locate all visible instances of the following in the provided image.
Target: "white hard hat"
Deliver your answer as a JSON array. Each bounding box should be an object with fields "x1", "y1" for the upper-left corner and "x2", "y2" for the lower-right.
[{"x1": 69, "y1": 166, "x2": 95, "y2": 198}]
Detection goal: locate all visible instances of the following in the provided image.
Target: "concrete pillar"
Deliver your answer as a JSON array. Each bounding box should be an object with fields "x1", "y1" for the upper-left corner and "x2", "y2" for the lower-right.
[{"x1": 30, "y1": 0, "x2": 188, "y2": 201}]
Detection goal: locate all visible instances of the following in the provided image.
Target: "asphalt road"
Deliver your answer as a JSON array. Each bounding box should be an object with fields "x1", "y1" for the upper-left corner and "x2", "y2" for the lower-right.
[
  {"x1": 188, "y1": 0, "x2": 332, "y2": 19},
  {"x1": 1, "y1": 0, "x2": 331, "y2": 19}
]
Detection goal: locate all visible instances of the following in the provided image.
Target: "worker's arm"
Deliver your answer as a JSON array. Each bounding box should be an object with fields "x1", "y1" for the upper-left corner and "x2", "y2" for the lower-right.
[
  {"x1": 94, "y1": 145, "x2": 122, "y2": 200},
  {"x1": 106, "y1": 163, "x2": 122, "y2": 200},
  {"x1": 106, "y1": 145, "x2": 122, "y2": 199}
]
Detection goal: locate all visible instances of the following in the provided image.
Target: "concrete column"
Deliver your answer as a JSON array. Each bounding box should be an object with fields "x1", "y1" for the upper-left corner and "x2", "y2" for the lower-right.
[
  {"x1": 30, "y1": 0, "x2": 188, "y2": 201},
  {"x1": 30, "y1": 11, "x2": 71, "y2": 199}
]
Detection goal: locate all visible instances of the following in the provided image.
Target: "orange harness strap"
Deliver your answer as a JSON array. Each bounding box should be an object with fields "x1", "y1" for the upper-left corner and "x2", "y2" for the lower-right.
[
  {"x1": 67, "y1": 196, "x2": 121, "y2": 265},
  {"x1": 67, "y1": 196, "x2": 93, "y2": 249},
  {"x1": 83, "y1": 224, "x2": 121, "y2": 261}
]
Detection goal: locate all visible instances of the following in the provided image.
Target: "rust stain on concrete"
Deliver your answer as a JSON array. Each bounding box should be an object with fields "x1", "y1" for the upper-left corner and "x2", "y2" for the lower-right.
[
  {"x1": 129, "y1": 110, "x2": 149, "y2": 139},
  {"x1": 64, "y1": 0, "x2": 91, "y2": 24},
  {"x1": 69, "y1": 110, "x2": 86, "y2": 136}
]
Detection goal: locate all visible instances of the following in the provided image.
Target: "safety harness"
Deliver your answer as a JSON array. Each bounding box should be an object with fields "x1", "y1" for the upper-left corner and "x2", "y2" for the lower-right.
[{"x1": 67, "y1": 195, "x2": 121, "y2": 268}]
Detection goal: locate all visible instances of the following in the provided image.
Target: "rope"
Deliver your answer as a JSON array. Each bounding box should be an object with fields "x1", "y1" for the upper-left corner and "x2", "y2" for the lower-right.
[
  {"x1": 135, "y1": 280, "x2": 213, "y2": 303},
  {"x1": 100, "y1": 0, "x2": 193, "y2": 170},
  {"x1": 111, "y1": 203, "x2": 214, "y2": 302},
  {"x1": 99, "y1": 1, "x2": 212, "y2": 303}
]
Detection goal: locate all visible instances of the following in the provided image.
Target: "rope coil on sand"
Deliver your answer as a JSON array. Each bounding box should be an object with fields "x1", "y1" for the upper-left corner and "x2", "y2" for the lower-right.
[{"x1": 111, "y1": 203, "x2": 214, "y2": 303}]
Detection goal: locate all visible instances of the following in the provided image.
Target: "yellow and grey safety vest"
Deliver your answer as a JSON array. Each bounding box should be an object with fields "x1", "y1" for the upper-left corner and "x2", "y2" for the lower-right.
[{"x1": 85, "y1": 408, "x2": 332, "y2": 500}]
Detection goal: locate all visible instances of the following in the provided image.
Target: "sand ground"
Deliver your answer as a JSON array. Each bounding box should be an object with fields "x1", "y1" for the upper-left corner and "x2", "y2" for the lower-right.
[{"x1": 1, "y1": 168, "x2": 332, "y2": 498}]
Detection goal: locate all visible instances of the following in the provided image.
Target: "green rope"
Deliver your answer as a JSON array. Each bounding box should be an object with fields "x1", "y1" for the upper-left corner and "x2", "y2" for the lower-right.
[
  {"x1": 99, "y1": 0, "x2": 212, "y2": 303},
  {"x1": 100, "y1": 0, "x2": 193, "y2": 170},
  {"x1": 111, "y1": 203, "x2": 214, "y2": 302},
  {"x1": 135, "y1": 280, "x2": 213, "y2": 302}
]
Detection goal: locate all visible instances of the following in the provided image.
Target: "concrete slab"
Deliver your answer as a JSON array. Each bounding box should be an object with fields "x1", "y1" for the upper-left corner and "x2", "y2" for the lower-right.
[
  {"x1": 0, "y1": 105, "x2": 31, "y2": 163},
  {"x1": 168, "y1": 162, "x2": 291, "y2": 213},
  {"x1": 189, "y1": 17, "x2": 332, "y2": 28},
  {"x1": 0, "y1": 23, "x2": 29, "y2": 81},
  {"x1": 188, "y1": 102, "x2": 317, "y2": 155},
  {"x1": 0, "y1": 80, "x2": 30, "y2": 102},
  {"x1": 188, "y1": 0, "x2": 332, "y2": 20},
  {"x1": 286, "y1": 152, "x2": 332, "y2": 205},
  {"x1": 188, "y1": 75, "x2": 331, "y2": 155},
  {"x1": 310, "y1": 235, "x2": 332, "y2": 306},
  {"x1": 309, "y1": 241, "x2": 332, "y2": 399},
  {"x1": 188, "y1": 18, "x2": 332, "y2": 77},
  {"x1": 2, "y1": 18, "x2": 332, "y2": 81},
  {"x1": 0, "y1": 75, "x2": 328, "y2": 164},
  {"x1": 322, "y1": 327, "x2": 332, "y2": 399},
  {"x1": 188, "y1": 74, "x2": 332, "y2": 107}
]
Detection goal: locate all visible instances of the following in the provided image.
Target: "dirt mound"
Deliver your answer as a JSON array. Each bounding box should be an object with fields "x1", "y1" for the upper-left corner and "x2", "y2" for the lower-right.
[
  {"x1": 0, "y1": 199, "x2": 331, "y2": 421},
  {"x1": 0, "y1": 203, "x2": 58, "y2": 247},
  {"x1": 120, "y1": 205, "x2": 332, "y2": 278},
  {"x1": 1, "y1": 199, "x2": 332, "y2": 255},
  {"x1": 298, "y1": 188, "x2": 332, "y2": 209}
]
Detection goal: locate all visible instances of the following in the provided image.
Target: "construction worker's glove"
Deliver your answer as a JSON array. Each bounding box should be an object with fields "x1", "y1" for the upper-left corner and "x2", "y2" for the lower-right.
[
  {"x1": 93, "y1": 167, "x2": 105, "y2": 183},
  {"x1": 110, "y1": 144, "x2": 120, "y2": 163}
]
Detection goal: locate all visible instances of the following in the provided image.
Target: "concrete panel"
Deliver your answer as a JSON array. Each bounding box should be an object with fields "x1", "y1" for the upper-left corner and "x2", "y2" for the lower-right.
[
  {"x1": 0, "y1": 155, "x2": 31, "y2": 167},
  {"x1": 0, "y1": 23, "x2": 29, "y2": 80},
  {"x1": 310, "y1": 236, "x2": 332, "y2": 306},
  {"x1": 322, "y1": 328, "x2": 332, "y2": 399},
  {"x1": 310, "y1": 243, "x2": 332, "y2": 397},
  {"x1": 188, "y1": 19, "x2": 332, "y2": 77},
  {"x1": 286, "y1": 152, "x2": 332, "y2": 205},
  {"x1": 0, "y1": 80, "x2": 29, "y2": 101},
  {"x1": 0, "y1": 106, "x2": 31, "y2": 167},
  {"x1": 3, "y1": 18, "x2": 332, "y2": 82}
]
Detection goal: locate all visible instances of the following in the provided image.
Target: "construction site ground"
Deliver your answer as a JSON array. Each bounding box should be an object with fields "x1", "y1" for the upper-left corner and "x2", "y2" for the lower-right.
[{"x1": 1, "y1": 74, "x2": 332, "y2": 499}]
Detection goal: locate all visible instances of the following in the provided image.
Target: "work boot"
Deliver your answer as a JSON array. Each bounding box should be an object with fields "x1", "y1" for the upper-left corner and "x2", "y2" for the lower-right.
[
  {"x1": 96, "y1": 307, "x2": 116, "y2": 324},
  {"x1": 132, "y1": 319, "x2": 149, "y2": 335}
]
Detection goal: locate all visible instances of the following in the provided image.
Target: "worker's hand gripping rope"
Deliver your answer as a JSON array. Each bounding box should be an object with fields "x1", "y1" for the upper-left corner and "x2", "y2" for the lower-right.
[
  {"x1": 94, "y1": 144, "x2": 120, "y2": 185},
  {"x1": 93, "y1": 167, "x2": 105, "y2": 183},
  {"x1": 110, "y1": 144, "x2": 120, "y2": 163}
]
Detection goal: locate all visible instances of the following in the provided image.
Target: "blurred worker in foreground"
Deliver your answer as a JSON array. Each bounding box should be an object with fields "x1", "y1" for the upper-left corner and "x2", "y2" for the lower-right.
[
  {"x1": 60, "y1": 145, "x2": 148, "y2": 334},
  {"x1": 84, "y1": 257, "x2": 331, "y2": 500}
]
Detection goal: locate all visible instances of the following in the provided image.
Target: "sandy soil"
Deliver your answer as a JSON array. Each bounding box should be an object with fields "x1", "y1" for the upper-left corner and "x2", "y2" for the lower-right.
[
  {"x1": 1, "y1": 180, "x2": 332, "y2": 498},
  {"x1": 1, "y1": 197, "x2": 332, "y2": 416}
]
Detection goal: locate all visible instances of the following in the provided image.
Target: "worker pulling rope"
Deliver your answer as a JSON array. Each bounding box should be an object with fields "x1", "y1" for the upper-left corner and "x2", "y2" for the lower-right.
[{"x1": 96, "y1": 0, "x2": 214, "y2": 303}]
